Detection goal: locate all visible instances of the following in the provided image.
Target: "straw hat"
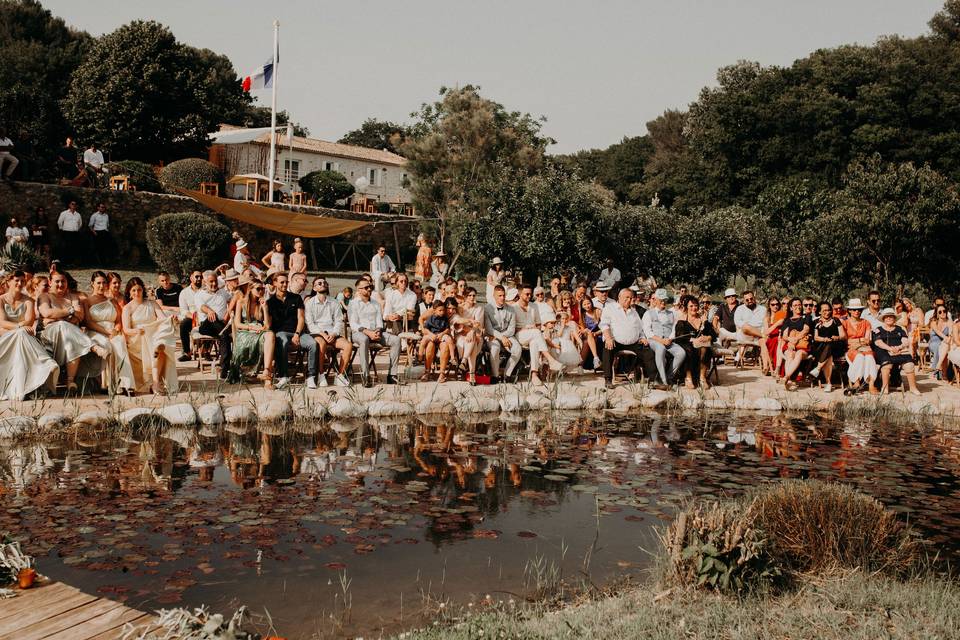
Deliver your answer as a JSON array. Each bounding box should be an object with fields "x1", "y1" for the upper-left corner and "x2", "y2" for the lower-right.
[
  {"x1": 723, "y1": 288, "x2": 737, "y2": 298},
  {"x1": 490, "y1": 257, "x2": 504, "y2": 266},
  {"x1": 224, "y1": 269, "x2": 239, "y2": 281},
  {"x1": 846, "y1": 298, "x2": 864, "y2": 310},
  {"x1": 235, "y1": 239, "x2": 248, "y2": 250},
  {"x1": 879, "y1": 307, "x2": 897, "y2": 320}
]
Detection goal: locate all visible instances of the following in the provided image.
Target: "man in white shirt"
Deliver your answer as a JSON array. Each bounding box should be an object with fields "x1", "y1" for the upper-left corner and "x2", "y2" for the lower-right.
[
  {"x1": 484, "y1": 284, "x2": 522, "y2": 382},
  {"x1": 597, "y1": 259, "x2": 621, "y2": 290},
  {"x1": 370, "y1": 246, "x2": 397, "y2": 293},
  {"x1": 195, "y1": 271, "x2": 233, "y2": 379},
  {"x1": 57, "y1": 200, "x2": 83, "y2": 266},
  {"x1": 862, "y1": 290, "x2": 884, "y2": 330},
  {"x1": 305, "y1": 276, "x2": 352, "y2": 387},
  {"x1": 4, "y1": 217, "x2": 28, "y2": 248},
  {"x1": 83, "y1": 142, "x2": 107, "y2": 187},
  {"x1": 0, "y1": 128, "x2": 18, "y2": 181},
  {"x1": 383, "y1": 274, "x2": 418, "y2": 334},
  {"x1": 600, "y1": 288, "x2": 655, "y2": 388},
  {"x1": 732, "y1": 290, "x2": 768, "y2": 369},
  {"x1": 88, "y1": 203, "x2": 112, "y2": 264},
  {"x1": 348, "y1": 277, "x2": 401, "y2": 387},
  {"x1": 177, "y1": 271, "x2": 203, "y2": 361},
  {"x1": 591, "y1": 283, "x2": 615, "y2": 313},
  {"x1": 924, "y1": 296, "x2": 952, "y2": 325},
  {"x1": 642, "y1": 289, "x2": 686, "y2": 387}
]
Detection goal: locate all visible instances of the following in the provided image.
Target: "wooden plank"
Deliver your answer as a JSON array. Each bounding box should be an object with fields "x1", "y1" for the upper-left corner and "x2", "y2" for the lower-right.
[
  {"x1": 41, "y1": 604, "x2": 151, "y2": 640},
  {"x1": 12, "y1": 598, "x2": 123, "y2": 640},
  {"x1": 0, "y1": 589, "x2": 97, "y2": 635},
  {"x1": 0, "y1": 583, "x2": 78, "y2": 621},
  {"x1": 87, "y1": 614, "x2": 159, "y2": 640}
]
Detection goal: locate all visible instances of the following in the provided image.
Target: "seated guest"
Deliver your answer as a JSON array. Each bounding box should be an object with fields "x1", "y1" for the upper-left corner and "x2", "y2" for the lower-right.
[
  {"x1": 38, "y1": 271, "x2": 103, "y2": 392},
  {"x1": 559, "y1": 290, "x2": 598, "y2": 369},
  {"x1": 544, "y1": 311, "x2": 584, "y2": 372},
  {"x1": 454, "y1": 287, "x2": 484, "y2": 385},
  {"x1": 780, "y1": 298, "x2": 810, "y2": 391},
  {"x1": 348, "y1": 277, "x2": 401, "y2": 387},
  {"x1": 5, "y1": 217, "x2": 28, "y2": 249},
  {"x1": 533, "y1": 287, "x2": 554, "y2": 319},
  {"x1": 513, "y1": 284, "x2": 565, "y2": 383},
  {"x1": 121, "y1": 277, "x2": 178, "y2": 395},
  {"x1": 642, "y1": 289, "x2": 685, "y2": 387},
  {"x1": 230, "y1": 276, "x2": 276, "y2": 389},
  {"x1": 841, "y1": 298, "x2": 878, "y2": 395},
  {"x1": 288, "y1": 271, "x2": 308, "y2": 296},
  {"x1": 597, "y1": 258, "x2": 621, "y2": 291},
  {"x1": 600, "y1": 287, "x2": 654, "y2": 388},
  {"x1": 106, "y1": 272, "x2": 123, "y2": 306},
  {"x1": 177, "y1": 271, "x2": 203, "y2": 361},
  {"x1": 862, "y1": 290, "x2": 883, "y2": 329},
  {"x1": 84, "y1": 270, "x2": 134, "y2": 393},
  {"x1": 580, "y1": 297, "x2": 604, "y2": 368},
  {"x1": 233, "y1": 240, "x2": 262, "y2": 278},
  {"x1": 418, "y1": 286, "x2": 436, "y2": 321},
  {"x1": 195, "y1": 270, "x2": 233, "y2": 380},
  {"x1": 155, "y1": 271, "x2": 182, "y2": 315},
  {"x1": 591, "y1": 283, "x2": 615, "y2": 313},
  {"x1": 305, "y1": 277, "x2": 352, "y2": 387},
  {"x1": 831, "y1": 297, "x2": 848, "y2": 321},
  {"x1": 0, "y1": 127, "x2": 20, "y2": 181},
  {"x1": 733, "y1": 291, "x2": 767, "y2": 369},
  {"x1": 420, "y1": 298, "x2": 454, "y2": 381},
  {"x1": 674, "y1": 296, "x2": 716, "y2": 389},
  {"x1": 714, "y1": 288, "x2": 739, "y2": 344},
  {"x1": 762, "y1": 297, "x2": 786, "y2": 376},
  {"x1": 928, "y1": 304, "x2": 952, "y2": 379},
  {"x1": 924, "y1": 296, "x2": 951, "y2": 325},
  {"x1": 484, "y1": 285, "x2": 521, "y2": 383},
  {"x1": 384, "y1": 273, "x2": 418, "y2": 333},
  {"x1": 337, "y1": 286, "x2": 353, "y2": 312},
  {"x1": 267, "y1": 273, "x2": 317, "y2": 390},
  {"x1": 946, "y1": 318, "x2": 960, "y2": 376},
  {"x1": 808, "y1": 301, "x2": 846, "y2": 392},
  {"x1": 0, "y1": 271, "x2": 59, "y2": 399},
  {"x1": 872, "y1": 308, "x2": 921, "y2": 395}
]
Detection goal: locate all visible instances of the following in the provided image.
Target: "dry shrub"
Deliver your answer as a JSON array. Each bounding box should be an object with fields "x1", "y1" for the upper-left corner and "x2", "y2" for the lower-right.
[{"x1": 746, "y1": 479, "x2": 923, "y2": 578}]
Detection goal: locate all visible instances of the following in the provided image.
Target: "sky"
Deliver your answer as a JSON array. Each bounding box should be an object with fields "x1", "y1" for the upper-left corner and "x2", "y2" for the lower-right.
[{"x1": 41, "y1": 0, "x2": 943, "y2": 154}]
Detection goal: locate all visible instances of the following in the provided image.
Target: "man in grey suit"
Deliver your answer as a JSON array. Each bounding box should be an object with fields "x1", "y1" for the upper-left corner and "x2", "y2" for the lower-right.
[{"x1": 484, "y1": 284, "x2": 522, "y2": 383}]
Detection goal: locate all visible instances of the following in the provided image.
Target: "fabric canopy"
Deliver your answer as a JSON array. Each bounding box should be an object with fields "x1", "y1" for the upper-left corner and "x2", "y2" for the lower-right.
[
  {"x1": 226, "y1": 173, "x2": 285, "y2": 188},
  {"x1": 179, "y1": 189, "x2": 370, "y2": 238}
]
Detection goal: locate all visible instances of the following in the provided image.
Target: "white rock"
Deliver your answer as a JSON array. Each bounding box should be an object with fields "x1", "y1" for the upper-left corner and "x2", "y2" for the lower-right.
[
  {"x1": 0, "y1": 416, "x2": 37, "y2": 438},
  {"x1": 37, "y1": 413, "x2": 72, "y2": 430},
  {"x1": 367, "y1": 400, "x2": 415, "y2": 417},
  {"x1": 119, "y1": 407, "x2": 154, "y2": 426},
  {"x1": 679, "y1": 394, "x2": 703, "y2": 410},
  {"x1": 580, "y1": 392, "x2": 608, "y2": 411},
  {"x1": 552, "y1": 393, "x2": 584, "y2": 411},
  {"x1": 328, "y1": 397, "x2": 367, "y2": 419},
  {"x1": 158, "y1": 403, "x2": 197, "y2": 426},
  {"x1": 525, "y1": 393, "x2": 553, "y2": 411},
  {"x1": 907, "y1": 400, "x2": 935, "y2": 415},
  {"x1": 224, "y1": 405, "x2": 257, "y2": 424},
  {"x1": 198, "y1": 425, "x2": 218, "y2": 438},
  {"x1": 704, "y1": 398, "x2": 731, "y2": 411},
  {"x1": 607, "y1": 396, "x2": 640, "y2": 413},
  {"x1": 197, "y1": 403, "x2": 224, "y2": 426},
  {"x1": 640, "y1": 390, "x2": 676, "y2": 409},
  {"x1": 499, "y1": 391, "x2": 529, "y2": 413},
  {"x1": 752, "y1": 397, "x2": 784, "y2": 412},
  {"x1": 454, "y1": 396, "x2": 501, "y2": 414},
  {"x1": 74, "y1": 410, "x2": 111, "y2": 428},
  {"x1": 258, "y1": 398, "x2": 292, "y2": 422}
]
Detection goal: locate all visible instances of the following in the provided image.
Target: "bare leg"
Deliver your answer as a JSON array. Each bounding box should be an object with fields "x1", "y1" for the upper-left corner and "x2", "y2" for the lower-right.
[
  {"x1": 880, "y1": 364, "x2": 892, "y2": 394},
  {"x1": 783, "y1": 351, "x2": 804, "y2": 383},
  {"x1": 463, "y1": 335, "x2": 478, "y2": 375},
  {"x1": 698, "y1": 348, "x2": 711, "y2": 388},
  {"x1": 337, "y1": 337, "x2": 353, "y2": 374},
  {"x1": 152, "y1": 345, "x2": 167, "y2": 394},
  {"x1": 438, "y1": 339, "x2": 452, "y2": 382},
  {"x1": 66, "y1": 358, "x2": 80, "y2": 391}
]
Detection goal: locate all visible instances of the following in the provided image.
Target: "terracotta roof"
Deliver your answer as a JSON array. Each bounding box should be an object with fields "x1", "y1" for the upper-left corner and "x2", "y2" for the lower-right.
[{"x1": 250, "y1": 132, "x2": 407, "y2": 166}]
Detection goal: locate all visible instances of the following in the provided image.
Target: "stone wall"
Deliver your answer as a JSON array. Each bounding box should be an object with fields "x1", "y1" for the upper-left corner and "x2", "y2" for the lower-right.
[{"x1": 0, "y1": 181, "x2": 420, "y2": 270}]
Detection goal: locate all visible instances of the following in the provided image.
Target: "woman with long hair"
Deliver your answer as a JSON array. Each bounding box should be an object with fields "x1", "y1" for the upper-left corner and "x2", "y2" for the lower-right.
[
  {"x1": 453, "y1": 287, "x2": 483, "y2": 384},
  {"x1": 121, "y1": 277, "x2": 178, "y2": 394},
  {"x1": 808, "y1": 301, "x2": 846, "y2": 392},
  {"x1": 262, "y1": 239, "x2": 286, "y2": 273},
  {"x1": 780, "y1": 298, "x2": 810, "y2": 391},
  {"x1": 579, "y1": 297, "x2": 603, "y2": 369},
  {"x1": 762, "y1": 296, "x2": 786, "y2": 378},
  {"x1": 83, "y1": 270, "x2": 135, "y2": 393},
  {"x1": 0, "y1": 270, "x2": 59, "y2": 399},
  {"x1": 841, "y1": 299, "x2": 878, "y2": 395},
  {"x1": 674, "y1": 297, "x2": 716, "y2": 389},
  {"x1": 230, "y1": 277, "x2": 276, "y2": 389},
  {"x1": 415, "y1": 234, "x2": 433, "y2": 283},
  {"x1": 106, "y1": 272, "x2": 123, "y2": 307},
  {"x1": 928, "y1": 304, "x2": 952, "y2": 380}
]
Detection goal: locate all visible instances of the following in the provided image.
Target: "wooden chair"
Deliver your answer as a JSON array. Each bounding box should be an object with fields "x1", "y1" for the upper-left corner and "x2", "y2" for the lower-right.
[
  {"x1": 109, "y1": 175, "x2": 130, "y2": 191},
  {"x1": 190, "y1": 331, "x2": 219, "y2": 375},
  {"x1": 200, "y1": 182, "x2": 219, "y2": 196}
]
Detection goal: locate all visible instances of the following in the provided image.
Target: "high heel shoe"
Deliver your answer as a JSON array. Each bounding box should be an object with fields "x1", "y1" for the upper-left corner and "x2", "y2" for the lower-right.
[{"x1": 468, "y1": 373, "x2": 476, "y2": 386}]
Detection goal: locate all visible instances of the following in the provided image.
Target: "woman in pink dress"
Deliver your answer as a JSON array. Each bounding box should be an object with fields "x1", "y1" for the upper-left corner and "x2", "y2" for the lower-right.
[
  {"x1": 414, "y1": 234, "x2": 432, "y2": 283},
  {"x1": 288, "y1": 237, "x2": 308, "y2": 277}
]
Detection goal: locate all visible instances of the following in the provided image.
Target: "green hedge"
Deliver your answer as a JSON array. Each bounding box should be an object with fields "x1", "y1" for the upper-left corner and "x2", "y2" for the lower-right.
[
  {"x1": 159, "y1": 158, "x2": 224, "y2": 193},
  {"x1": 298, "y1": 170, "x2": 355, "y2": 207},
  {"x1": 145, "y1": 212, "x2": 231, "y2": 279}
]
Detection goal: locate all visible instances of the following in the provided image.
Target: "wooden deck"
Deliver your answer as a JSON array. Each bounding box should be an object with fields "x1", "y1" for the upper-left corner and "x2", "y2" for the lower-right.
[{"x1": 0, "y1": 581, "x2": 157, "y2": 640}]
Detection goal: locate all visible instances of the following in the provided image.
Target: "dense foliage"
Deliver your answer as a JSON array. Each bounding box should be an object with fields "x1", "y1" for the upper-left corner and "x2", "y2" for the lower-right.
[
  {"x1": 339, "y1": 118, "x2": 410, "y2": 155},
  {"x1": 159, "y1": 158, "x2": 223, "y2": 193},
  {"x1": 298, "y1": 170, "x2": 355, "y2": 207},
  {"x1": 146, "y1": 213, "x2": 231, "y2": 279}
]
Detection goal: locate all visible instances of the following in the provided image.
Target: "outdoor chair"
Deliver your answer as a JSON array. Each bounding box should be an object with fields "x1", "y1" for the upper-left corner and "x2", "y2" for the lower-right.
[{"x1": 190, "y1": 331, "x2": 219, "y2": 375}]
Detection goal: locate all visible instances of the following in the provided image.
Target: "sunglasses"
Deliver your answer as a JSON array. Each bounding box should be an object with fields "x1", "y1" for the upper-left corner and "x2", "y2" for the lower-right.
[
  {"x1": 803, "y1": 303, "x2": 815, "y2": 307},
  {"x1": 359, "y1": 285, "x2": 372, "y2": 290},
  {"x1": 769, "y1": 302, "x2": 780, "y2": 307},
  {"x1": 253, "y1": 287, "x2": 264, "y2": 292}
]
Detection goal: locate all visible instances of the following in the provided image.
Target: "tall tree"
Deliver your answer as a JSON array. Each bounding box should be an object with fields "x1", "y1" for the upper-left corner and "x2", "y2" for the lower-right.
[
  {"x1": 556, "y1": 135, "x2": 653, "y2": 202},
  {"x1": 339, "y1": 118, "x2": 409, "y2": 154}
]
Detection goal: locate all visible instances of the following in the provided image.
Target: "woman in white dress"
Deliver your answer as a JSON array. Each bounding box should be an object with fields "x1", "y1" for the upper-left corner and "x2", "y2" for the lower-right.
[
  {"x1": 0, "y1": 271, "x2": 59, "y2": 400},
  {"x1": 38, "y1": 271, "x2": 102, "y2": 392},
  {"x1": 545, "y1": 311, "x2": 583, "y2": 372},
  {"x1": 485, "y1": 258, "x2": 505, "y2": 303},
  {"x1": 452, "y1": 287, "x2": 484, "y2": 385},
  {"x1": 83, "y1": 271, "x2": 135, "y2": 393},
  {"x1": 121, "y1": 277, "x2": 178, "y2": 395}
]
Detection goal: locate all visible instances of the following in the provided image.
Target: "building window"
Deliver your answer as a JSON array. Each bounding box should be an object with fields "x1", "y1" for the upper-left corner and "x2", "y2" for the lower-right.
[
  {"x1": 368, "y1": 168, "x2": 377, "y2": 186},
  {"x1": 283, "y1": 159, "x2": 300, "y2": 182},
  {"x1": 324, "y1": 161, "x2": 341, "y2": 172}
]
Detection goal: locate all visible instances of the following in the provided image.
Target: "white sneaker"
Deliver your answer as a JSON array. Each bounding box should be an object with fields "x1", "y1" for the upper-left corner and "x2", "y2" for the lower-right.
[
  {"x1": 823, "y1": 384, "x2": 832, "y2": 393},
  {"x1": 275, "y1": 377, "x2": 290, "y2": 390},
  {"x1": 334, "y1": 373, "x2": 350, "y2": 387},
  {"x1": 809, "y1": 365, "x2": 821, "y2": 378},
  {"x1": 317, "y1": 375, "x2": 329, "y2": 387},
  {"x1": 306, "y1": 377, "x2": 318, "y2": 389}
]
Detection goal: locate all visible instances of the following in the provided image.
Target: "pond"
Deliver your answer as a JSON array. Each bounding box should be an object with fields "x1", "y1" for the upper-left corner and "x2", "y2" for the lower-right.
[{"x1": 2, "y1": 411, "x2": 959, "y2": 638}]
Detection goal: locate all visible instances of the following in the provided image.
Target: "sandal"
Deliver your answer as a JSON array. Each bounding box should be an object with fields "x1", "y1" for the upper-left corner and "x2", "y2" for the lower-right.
[
  {"x1": 66, "y1": 379, "x2": 78, "y2": 393},
  {"x1": 468, "y1": 373, "x2": 476, "y2": 386},
  {"x1": 784, "y1": 381, "x2": 798, "y2": 392},
  {"x1": 437, "y1": 373, "x2": 448, "y2": 384},
  {"x1": 257, "y1": 367, "x2": 274, "y2": 382},
  {"x1": 420, "y1": 371, "x2": 432, "y2": 382}
]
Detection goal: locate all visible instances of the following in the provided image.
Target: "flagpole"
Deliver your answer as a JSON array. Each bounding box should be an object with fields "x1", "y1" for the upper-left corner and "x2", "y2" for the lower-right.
[{"x1": 268, "y1": 19, "x2": 279, "y2": 203}]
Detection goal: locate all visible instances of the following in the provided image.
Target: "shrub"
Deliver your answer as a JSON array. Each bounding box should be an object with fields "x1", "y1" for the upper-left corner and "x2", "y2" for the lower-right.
[
  {"x1": 298, "y1": 170, "x2": 354, "y2": 207},
  {"x1": 159, "y1": 158, "x2": 223, "y2": 193},
  {"x1": 0, "y1": 243, "x2": 46, "y2": 273},
  {"x1": 375, "y1": 201, "x2": 392, "y2": 214},
  {"x1": 105, "y1": 160, "x2": 162, "y2": 193},
  {"x1": 145, "y1": 213, "x2": 231, "y2": 279}
]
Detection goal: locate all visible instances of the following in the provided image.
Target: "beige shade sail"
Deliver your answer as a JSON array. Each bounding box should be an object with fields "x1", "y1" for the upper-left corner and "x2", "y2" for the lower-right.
[
  {"x1": 179, "y1": 189, "x2": 370, "y2": 238},
  {"x1": 226, "y1": 172, "x2": 285, "y2": 188}
]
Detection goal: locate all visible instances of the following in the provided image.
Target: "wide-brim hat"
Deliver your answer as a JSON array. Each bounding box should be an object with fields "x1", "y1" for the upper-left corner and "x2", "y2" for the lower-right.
[
  {"x1": 235, "y1": 239, "x2": 248, "y2": 250},
  {"x1": 505, "y1": 288, "x2": 519, "y2": 301},
  {"x1": 490, "y1": 257, "x2": 503, "y2": 266},
  {"x1": 846, "y1": 298, "x2": 865, "y2": 310},
  {"x1": 237, "y1": 274, "x2": 254, "y2": 287},
  {"x1": 224, "y1": 269, "x2": 239, "y2": 281},
  {"x1": 434, "y1": 252, "x2": 447, "y2": 259},
  {"x1": 723, "y1": 288, "x2": 737, "y2": 298},
  {"x1": 654, "y1": 288, "x2": 670, "y2": 301},
  {"x1": 594, "y1": 283, "x2": 611, "y2": 292},
  {"x1": 879, "y1": 307, "x2": 897, "y2": 320}
]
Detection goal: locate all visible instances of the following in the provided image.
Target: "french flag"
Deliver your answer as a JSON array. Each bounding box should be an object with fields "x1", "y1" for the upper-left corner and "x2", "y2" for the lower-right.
[{"x1": 242, "y1": 58, "x2": 274, "y2": 92}]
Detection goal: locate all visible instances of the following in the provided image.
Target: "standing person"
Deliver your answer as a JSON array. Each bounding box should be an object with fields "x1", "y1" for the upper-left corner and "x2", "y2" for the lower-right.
[
  {"x1": 0, "y1": 271, "x2": 59, "y2": 399},
  {"x1": 177, "y1": 271, "x2": 203, "y2": 361},
  {"x1": 642, "y1": 289, "x2": 686, "y2": 388},
  {"x1": 841, "y1": 299, "x2": 878, "y2": 395},
  {"x1": 486, "y1": 258, "x2": 505, "y2": 303},
  {"x1": 121, "y1": 277, "x2": 178, "y2": 395},
  {"x1": 0, "y1": 127, "x2": 18, "y2": 181},
  {"x1": 415, "y1": 234, "x2": 433, "y2": 283},
  {"x1": 88, "y1": 203, "x2": 112, "y2": 265},
  {"x1": 195, "y1": 270, "x2": 233, "y2": 380},
  {"x1": 83, "y1": 142, "x2": 107, "y2": 187},
  {"x1": 872, "y1": 308, "x2": 921, "y2": 396},
  {"x1": 429, "y1": 252, "x2": 449, "y2": 289},
  {"x1": 348, "y1": 277, "x2": 401, "y2": 387},
  {"x1": 597, "y1": 259, "x2": 621, "y2": 291},
  {"x1": 288, "y1": 237, "x2": 308, "y2": 277},
  {"x1": 370, "y1": 245, "x2": 396, "y2": 293},
  {"x1": 261, "y1": 239, "x2": 286, "y2": 273},
  {"x1": 266, "y1": 273, "x2": 318, "y2": 389},
  {"x1": 30, "y1": 206, "x2": 50, "y2": 261},
  {"x1": 484, "y1": 285, "x2": 521, "y2": 383},
  {"x1": 233, "y1": 240, "x2": 262, "y2": 278},
  {"x1": 305, "y1": 277, "x2": 352, "y2": 387},
  {"x1": 56, "y1": 137, "x2": 79, "y2": 180},
  {"x1": 56, "y1": 200, "x2": 83, "y2": 266}
]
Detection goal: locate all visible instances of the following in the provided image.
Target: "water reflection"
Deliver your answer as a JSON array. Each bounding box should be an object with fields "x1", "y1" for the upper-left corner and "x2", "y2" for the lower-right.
[{"x1": 1, "y1": 412, "x2": 959, "y2": 638}]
